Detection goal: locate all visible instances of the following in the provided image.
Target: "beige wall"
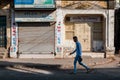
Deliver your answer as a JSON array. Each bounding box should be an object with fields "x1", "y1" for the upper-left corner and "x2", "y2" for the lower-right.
[{"x1": 60, "y1": 0, "x2": 114, "y2": 9}]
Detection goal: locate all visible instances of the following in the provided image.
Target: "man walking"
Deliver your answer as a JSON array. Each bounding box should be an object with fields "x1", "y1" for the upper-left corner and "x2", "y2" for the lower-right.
[{"x1": 70, "y1": 36, "x2": 91, "y2": 74}]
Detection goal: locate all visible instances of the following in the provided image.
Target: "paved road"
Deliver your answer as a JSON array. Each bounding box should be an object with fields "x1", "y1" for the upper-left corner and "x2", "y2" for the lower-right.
[{"x1": 0, "y1": 59, "x2": 120, "y2": 80}]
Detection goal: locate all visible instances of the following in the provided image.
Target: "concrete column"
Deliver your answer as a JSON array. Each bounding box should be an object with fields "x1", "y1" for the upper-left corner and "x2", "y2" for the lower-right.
[
  {"x1": 10, "y1": 9, "x2": 18, "y2": 58},
  {"x1": 106, "y1": 10, "x2": 115, "y2": 57},
  {"x1": 55, "y1": 8, "x2": 64, "y2": 58}
]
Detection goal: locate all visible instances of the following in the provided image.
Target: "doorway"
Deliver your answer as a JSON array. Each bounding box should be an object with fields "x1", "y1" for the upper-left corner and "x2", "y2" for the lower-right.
[
  {"x1": 0, "y1": 16, "x2": 6, "y2": 48},
  {"x1": 74, "y1": 22, "x2": 92, "y2": 51}
]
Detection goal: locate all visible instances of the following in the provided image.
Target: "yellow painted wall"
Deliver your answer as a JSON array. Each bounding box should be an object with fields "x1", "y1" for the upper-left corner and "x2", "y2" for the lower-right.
[{"x1": 61, "y1": 0, "x2": 114, "y2": 9}]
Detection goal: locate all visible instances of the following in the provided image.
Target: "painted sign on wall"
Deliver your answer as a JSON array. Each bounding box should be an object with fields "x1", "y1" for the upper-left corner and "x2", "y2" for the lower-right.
[
  {"x1": 57, "y1": 46, "x2": 62, "y2": 53},
  {"x1": 15, "y1": 11, "x2": 56, "y2": 22},
  {"x1": 56, "y1": 21, "x2": 61, "y2": 45},
  {"x1": 14, "y1": 0, "x2": 55, "y2": 8},
  {"x1": 55, "y1": 21, "x2": 62, "y2": 53},
  {"x1": 70, "y1": 16, "x2": 101, "y2": 22},
  {"x1": 55, "y1": 9, "x2": 63, "y2": 53},
  {"x1": 10, "y1": 23, "x2": 18, "y2": 54}
]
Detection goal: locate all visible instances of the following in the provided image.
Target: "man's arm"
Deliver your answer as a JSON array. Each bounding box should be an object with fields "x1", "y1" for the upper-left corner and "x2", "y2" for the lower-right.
[{"x1": 70, "y1": 49, "x2": 76, "y2": 55}]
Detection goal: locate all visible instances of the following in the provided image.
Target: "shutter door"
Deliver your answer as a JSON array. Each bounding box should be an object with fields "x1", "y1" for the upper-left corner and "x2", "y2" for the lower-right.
[{"x1": 18, "y1": 22, "x2": 54, "y2": 54}]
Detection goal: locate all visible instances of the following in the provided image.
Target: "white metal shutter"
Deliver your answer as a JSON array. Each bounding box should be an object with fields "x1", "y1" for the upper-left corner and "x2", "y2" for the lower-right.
[{"x1": 18, "y1": 22, "x2": 54, "y2": 54}]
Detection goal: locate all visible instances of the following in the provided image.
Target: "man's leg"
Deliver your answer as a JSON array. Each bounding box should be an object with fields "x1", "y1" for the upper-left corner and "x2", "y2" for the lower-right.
[
  {"x1": 73, "y1": 56, "x2": 78, "y2": 73},
  {"x1": 78, "y1": 57, "x2": 89, "y2": 70},
  {"x1": 79, "y1": 62, "x2": 90, "y2": 70},
  {"x1": 78, "y1": 61, "x2": 92, "y2": 73}
]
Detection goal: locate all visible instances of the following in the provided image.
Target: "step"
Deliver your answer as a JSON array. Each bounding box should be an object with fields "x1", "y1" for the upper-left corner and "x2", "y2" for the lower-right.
[
  {"x1": 19, "y1": 54, "x2": 54, "y2": 58},
  {"x1": 0, "y1": 54, "x2": 5, "y2": 59},
  {"x1": 0, "y1": 48, "x2": 7, "y2": 59}
]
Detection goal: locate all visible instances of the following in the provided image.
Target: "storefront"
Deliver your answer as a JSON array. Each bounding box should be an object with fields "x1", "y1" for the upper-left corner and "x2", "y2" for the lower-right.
[
  {"x1": 10, "y1": 0, "x2": 56, "y2": 58},
  {"x1": 56, "y1": 9, "x2": 115, "y2": 58},
  {"x1": 65, "y1": 15, "x2": 104, "y2": 52}
]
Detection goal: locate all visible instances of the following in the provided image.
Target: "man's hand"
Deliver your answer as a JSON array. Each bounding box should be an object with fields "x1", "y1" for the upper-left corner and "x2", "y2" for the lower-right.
[{"x1": 69, "y1": 53, "x2": 72, "y2": 55}]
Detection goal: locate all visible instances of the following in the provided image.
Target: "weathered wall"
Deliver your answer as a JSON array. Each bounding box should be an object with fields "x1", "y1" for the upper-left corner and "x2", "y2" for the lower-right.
[
  {"x1": 60, "y1": 0, "x2": 114, "y2": 9},
  {"x1": 0, "y1": 0, "x2": 11, "y2": 50},
  {"x1": 56, "y1": 8, "x2": 115, "y2": 58}
]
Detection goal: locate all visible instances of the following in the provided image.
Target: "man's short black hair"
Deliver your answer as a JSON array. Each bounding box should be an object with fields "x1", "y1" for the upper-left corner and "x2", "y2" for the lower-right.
[{"x1": 73, "y1": 36, "x2": 78, "y2": 39}]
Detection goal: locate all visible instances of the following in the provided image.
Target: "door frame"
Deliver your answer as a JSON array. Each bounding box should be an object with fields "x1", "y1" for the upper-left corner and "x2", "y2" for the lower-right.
[{"x1": 74, "y1": 22, "x2": 92, "y2": 52}]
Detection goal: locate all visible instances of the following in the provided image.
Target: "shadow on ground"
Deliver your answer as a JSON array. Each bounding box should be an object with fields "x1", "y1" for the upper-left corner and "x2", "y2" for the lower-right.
[{"x1": 0, "y1": 60, "x2": 120, "y2": 80}]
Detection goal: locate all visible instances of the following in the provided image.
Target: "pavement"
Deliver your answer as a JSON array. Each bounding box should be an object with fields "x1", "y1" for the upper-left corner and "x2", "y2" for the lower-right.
[
  {"x1": 0, "y1": 56, "x2": 115, "y2": 69},
  {"x1": 0, "y1": 56, "x2": 120, "y2": 80}
]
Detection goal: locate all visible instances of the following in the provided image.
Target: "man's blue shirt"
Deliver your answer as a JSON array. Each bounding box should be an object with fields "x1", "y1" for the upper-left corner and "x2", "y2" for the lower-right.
[{"x1": 72, "y1": 41, "x2": 82, "y2": 56}]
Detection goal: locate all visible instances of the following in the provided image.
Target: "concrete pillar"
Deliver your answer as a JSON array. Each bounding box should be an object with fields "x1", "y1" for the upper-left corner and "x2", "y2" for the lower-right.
[
  {"x1": 55, "y1": 8, "x2": 64, "y2": 58},
  {"x1": 106, "y1": 10, "x2": 115, "y2": 57},
  {"x1": 10, "y1": 9, "x2": 18, "y2": 58}
]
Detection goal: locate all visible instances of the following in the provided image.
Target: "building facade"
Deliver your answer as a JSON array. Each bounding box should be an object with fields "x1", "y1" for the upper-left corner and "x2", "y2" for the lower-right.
[
  {"x1": 55, "y1": 0, "x2": 115, "y2": 58},
  {"x1": 5, "y1": 0, "x2": 115, "y2": 58},
  {"x1": 10, "y1": 0, "x2": 56, "y2": 58}
]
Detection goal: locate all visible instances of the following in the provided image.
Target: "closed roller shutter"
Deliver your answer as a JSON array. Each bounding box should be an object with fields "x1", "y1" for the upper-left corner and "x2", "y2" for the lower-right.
[{"x1": 18, "y1": 22, "x2": 55, "y2": 54}]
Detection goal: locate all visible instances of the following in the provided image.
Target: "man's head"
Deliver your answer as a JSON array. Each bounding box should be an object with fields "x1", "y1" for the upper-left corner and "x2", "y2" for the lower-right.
[{"x1": 73, "y1": 36, "x2": 78, "y2": 42}]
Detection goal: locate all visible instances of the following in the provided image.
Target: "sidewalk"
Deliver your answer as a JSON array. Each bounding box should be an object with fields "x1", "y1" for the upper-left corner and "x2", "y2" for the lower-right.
[
  {"x1": 115, "y1": 55, "x2": 120, "y2": 66},
  {"x1": 0, "y1": 56, "x2": 114, "y2": 69}
]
